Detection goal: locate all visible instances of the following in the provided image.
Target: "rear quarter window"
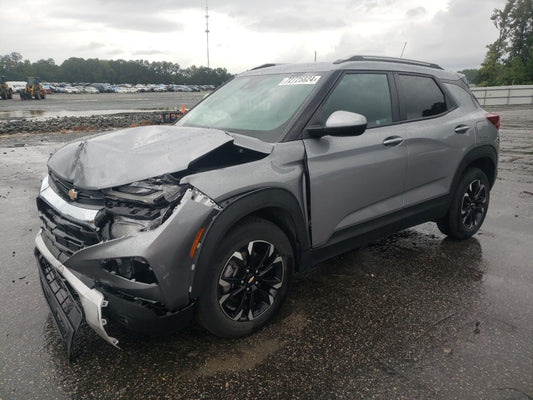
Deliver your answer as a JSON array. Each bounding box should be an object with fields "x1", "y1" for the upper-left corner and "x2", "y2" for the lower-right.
[
  {"x1": 397, "y1": 74, "x2": 448, "y2": 120},
  {"x1": 443, "y1": 83, "x2": 479, "y2": 111}
]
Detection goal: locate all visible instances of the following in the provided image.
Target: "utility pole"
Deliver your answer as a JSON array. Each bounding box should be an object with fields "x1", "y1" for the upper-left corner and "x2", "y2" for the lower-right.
[{"x1": 205, "y1": 1, "x2": 210, "y2": 69}]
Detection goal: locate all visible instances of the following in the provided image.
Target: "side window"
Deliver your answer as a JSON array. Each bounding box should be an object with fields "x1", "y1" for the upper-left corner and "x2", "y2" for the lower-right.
[
  {"x1": 444, "y1": 83, "x2": 477, "y2": 111},
  {"x1": 397, "y1": 74, "x2": 448, "y2": 120},
  {"x1": 317, "y1": 73, "x2": 393, "y2": 128}
]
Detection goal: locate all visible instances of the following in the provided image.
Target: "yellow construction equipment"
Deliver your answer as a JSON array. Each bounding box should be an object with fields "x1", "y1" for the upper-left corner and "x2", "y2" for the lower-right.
[
  {"x1": 0, "y1": 76, "x2": 13, "y2": 100},
  {"x1": 19, "y1": 77, "x2": 46, "y2": 100}
]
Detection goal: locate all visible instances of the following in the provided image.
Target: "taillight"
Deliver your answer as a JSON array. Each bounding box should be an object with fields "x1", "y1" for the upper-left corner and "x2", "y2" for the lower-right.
[{"x1": 485, "y1": 113, "x2": 500, "y2": 130}]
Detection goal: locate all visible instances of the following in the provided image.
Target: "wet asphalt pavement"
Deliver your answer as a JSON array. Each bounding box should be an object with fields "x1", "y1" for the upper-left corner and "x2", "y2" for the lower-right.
[
  {"x1": 0, "y1": 92, "x2": 207, "y2": 121},
  {"x1": 0, "y1": 106, "x2": 532, "y2": 400}
]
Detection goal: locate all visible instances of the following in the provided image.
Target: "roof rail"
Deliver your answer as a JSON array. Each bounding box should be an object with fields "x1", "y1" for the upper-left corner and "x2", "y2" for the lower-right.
[
  {"x1": 333, "y1": 55, "x2": 443, "y2": 70},
  {"x1": 250, "y1": 63, "x2": 283, "y2": 70}
]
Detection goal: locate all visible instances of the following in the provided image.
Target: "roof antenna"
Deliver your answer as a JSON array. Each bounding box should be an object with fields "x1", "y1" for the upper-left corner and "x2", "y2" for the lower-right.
[{"x1": 400, "y1": 41, "x2": 407, "y2": 58}]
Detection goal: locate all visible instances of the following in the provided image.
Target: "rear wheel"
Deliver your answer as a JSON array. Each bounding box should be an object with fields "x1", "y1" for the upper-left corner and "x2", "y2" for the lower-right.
[
  {"x1": 197, "y1": 218, "x2": 293, "y2": 337},
  {"x1": 437, "y1": 167, "x2": 490, "y2": 240},
  {"x1": 0, "y1": 88, "x2": 5, "y2": 100},
  {"x1": 8, "y1": 89, "x2": 12, "y2": 99},
  {"x1": 35, "y1": 90, "x2": 41, "y2": 100}
]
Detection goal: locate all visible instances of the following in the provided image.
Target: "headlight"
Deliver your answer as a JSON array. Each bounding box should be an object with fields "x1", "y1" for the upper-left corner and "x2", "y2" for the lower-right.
[
  {"x1": 104, "y1": 178, "x2": 184, "y2": 206},
  {"x1": 98, "y1": 175, "x2": 187, "y2": 240}
]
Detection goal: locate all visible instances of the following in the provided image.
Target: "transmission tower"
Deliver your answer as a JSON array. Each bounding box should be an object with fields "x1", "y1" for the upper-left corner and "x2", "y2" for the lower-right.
[{"x1": 205, "y1": 1, "x2": 210, "y2": 68}]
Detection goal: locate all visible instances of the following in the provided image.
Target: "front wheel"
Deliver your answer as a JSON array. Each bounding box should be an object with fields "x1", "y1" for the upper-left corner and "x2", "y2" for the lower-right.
[
  {"x1": 437, "y1": 167, "x2": 490, "y2": 240},
  {"x1": 197, "y1": 218, "x2": 293, "y2": 337}
]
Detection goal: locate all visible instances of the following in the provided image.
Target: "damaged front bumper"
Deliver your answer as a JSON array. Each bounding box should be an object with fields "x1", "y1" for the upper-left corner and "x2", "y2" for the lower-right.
[
  {"x1": 36, "y1": 231, "x2": 119, "y2": 358},
  {"x1": 35, "y1": 174, "x2": 221, "y2": 355}
]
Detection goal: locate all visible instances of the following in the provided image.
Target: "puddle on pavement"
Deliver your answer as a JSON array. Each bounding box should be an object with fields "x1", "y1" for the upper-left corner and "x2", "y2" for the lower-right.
[{"x1": 0, "y1": 108, "x2": 176, "y2": 121}]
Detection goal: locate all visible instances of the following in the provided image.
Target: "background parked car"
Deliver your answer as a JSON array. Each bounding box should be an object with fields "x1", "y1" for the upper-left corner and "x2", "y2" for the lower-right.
[
  {"x1": 64, "y1": 86, "x2": 80, "y2": 94},
  {"x1": 82, "y1": 86, "x2": 99, "y2": 94},
  {"x1": 6, "y1": 81, "x2": 27, "y2": 93}
]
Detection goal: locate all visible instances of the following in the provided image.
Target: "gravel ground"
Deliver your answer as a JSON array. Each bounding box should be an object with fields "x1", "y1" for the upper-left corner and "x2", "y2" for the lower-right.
[
  {"x1": 0, "y1": 112, "x2": 174, "y2": 135},
  {"x1": 0, "y1": 106, "x2": 531, "y2": 400}
]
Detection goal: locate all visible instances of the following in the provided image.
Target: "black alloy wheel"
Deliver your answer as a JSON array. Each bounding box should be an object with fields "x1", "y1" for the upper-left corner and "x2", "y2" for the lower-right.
[
  {"x1": 436, "y1": 167, "x2": 490, "y2": 240},
  {"x1": 218, "y1": 240, "x2": 285, "y2": 322},
  {"x1": 197, "y1": 218, "x2": 293, "y2": 337},
  {"x1": 460, "y1": 179, "x2": 487, "y2": 230}
]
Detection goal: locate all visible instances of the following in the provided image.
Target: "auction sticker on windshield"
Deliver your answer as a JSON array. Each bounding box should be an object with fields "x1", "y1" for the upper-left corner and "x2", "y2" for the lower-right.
[{"x1": 279, "y1": 75, "x2": 321, "y2": 85}]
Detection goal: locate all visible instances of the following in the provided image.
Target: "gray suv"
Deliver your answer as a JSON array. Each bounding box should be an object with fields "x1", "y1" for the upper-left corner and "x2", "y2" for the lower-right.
[{"x1": 35, "y1": 55, "x2": 499, "y2": 356}]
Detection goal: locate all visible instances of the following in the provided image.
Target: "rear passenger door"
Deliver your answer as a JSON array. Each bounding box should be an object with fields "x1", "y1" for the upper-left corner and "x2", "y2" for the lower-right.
[
  {"x1": 303, "y1": 72, "x2": 408, "y2": 247},
  {"x1": 395, "y1": 74, "x2": 476, "y2": 206}
]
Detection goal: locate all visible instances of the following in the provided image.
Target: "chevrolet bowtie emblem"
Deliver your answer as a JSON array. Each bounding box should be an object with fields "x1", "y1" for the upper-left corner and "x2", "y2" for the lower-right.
[{"x1": 68, "y1": 188, "x2": 78, "y2": 201}]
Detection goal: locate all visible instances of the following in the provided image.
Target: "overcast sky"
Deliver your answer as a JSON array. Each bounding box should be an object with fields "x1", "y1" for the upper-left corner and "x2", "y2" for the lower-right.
[{"x1": 1, "y1": 0, "x2": 506, "y2": 73}]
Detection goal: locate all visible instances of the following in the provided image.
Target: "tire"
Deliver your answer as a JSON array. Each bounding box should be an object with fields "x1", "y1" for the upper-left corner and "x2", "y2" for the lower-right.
[
  {"x1": 35, "y1": 90, "x2": 41, "y2": 100},
  {"x1": 197, "y1": 218, "x2": 293, "y2": 337},
  {"x1": 436, "y1": 167, "x2": 490, "y2": 240},
  {"x1": 41, "y1": 91, "x2": 46, "y2": 99},
  {"x1": 8, "y1": 89, "x2": 12, "y2": 99}
]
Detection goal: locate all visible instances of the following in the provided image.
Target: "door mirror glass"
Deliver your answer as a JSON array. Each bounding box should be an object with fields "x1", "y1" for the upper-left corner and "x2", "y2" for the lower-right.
[{"x1": 308, "y1": 111, "x2": 367, "y2": 137}]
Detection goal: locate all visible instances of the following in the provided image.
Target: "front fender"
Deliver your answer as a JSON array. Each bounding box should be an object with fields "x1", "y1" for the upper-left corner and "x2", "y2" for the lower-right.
[{"x1": 189, "y1": 187, "x2": 311, "y2": 299}]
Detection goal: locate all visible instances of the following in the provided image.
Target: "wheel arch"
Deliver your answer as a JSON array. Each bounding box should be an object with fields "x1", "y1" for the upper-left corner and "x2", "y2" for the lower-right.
[
  {"x1": 190, "y1": 187, "x2": 310, "y2": 299},
  {"x1": 451, "y1": 145, "x2": 498, "y2": 194}
]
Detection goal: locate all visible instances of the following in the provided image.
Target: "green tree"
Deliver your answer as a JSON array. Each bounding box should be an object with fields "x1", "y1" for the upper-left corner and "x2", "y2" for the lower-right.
[
  {"x1": 478, "y1": 43, "x2": 506, "y2": 85},
  {"x1": 1, "y1": 52, "x2": 233, "y2": 85},
  {"x1": 33, "y1": 59, "x2": 59, "y2": 81},
  {"x1": 479, "y1": 0, "x2": 533, "y2": 85}
]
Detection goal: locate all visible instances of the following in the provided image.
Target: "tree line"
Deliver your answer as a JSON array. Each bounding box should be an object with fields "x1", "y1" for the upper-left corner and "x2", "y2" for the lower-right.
[
  {"x1": 459, "y1": 0, "x2": 532, "y2": 86},
  {"x1": 0, "y1": 53, "x2": 233, "y2": 85}
]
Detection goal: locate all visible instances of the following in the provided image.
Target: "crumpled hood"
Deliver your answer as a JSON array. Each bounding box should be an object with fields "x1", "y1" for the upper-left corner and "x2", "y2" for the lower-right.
[{"x1": 47, "y1": 125, "x2": 233, "y2": 189}]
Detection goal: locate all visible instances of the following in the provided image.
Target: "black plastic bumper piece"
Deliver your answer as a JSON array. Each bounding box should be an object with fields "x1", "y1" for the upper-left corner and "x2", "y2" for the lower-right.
[
  {"x1": 101, "y1": 289, "x2": 195, "y2": 335},
  {"x1": 36, "y1": 250, "x2": 83, "y2": 362}
]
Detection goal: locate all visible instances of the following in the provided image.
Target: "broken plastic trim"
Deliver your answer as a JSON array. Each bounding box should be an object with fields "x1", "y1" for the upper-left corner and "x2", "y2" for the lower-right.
[
  {"x1": 99, "y1": 179, "x2": 188, "y2": 240},
  {"x1": 103, "y1": 175, "x2": 184, "y2": 206},
  {"x1": 99, "y1": 185, "x2": 220, "y2": 241},
  {"x1": 35, "y1": 231, "x2": 120, "y2": 349},
  {"x1": 101, "y1": 257, "x2": 156, "y2": 284}
]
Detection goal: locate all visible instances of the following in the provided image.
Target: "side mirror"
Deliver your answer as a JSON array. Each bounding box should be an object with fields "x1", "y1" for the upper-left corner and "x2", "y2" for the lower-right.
[{"x1": 308, "y1": 111, "x2": 367, "y2": 137}]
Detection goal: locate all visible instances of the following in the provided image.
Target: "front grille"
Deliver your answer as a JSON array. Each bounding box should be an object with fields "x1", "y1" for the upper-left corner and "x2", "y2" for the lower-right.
[
  {"x1": 48, "y1": 172, "x2": 104, "y2": 206},
  {"x1": 37, "y1": 197, "x2": 100, "y2": 260}
]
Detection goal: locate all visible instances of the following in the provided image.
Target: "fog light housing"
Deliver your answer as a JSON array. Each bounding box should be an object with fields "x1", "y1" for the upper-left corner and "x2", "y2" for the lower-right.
[{"x1": 101, "y1": 257, "x2": 156, "y2": 284}]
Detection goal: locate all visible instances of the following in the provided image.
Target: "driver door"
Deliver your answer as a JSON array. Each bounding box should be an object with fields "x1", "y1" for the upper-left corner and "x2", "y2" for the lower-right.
[{"x1": 303, "y1": 72, "x2": 408, "y2": 247}]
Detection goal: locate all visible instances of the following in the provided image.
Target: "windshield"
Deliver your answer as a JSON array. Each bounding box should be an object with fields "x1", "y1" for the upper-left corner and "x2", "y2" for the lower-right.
[{"x1": 177, "y1": 73, "x2": 323, "y2": 142}]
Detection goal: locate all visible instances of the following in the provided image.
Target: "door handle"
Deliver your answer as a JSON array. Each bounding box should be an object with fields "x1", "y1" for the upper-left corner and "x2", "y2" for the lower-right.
[
  {"x1": 454, "y1": 125, "x2": 470, "y2": 134},
  {"x1": 383, "y1": 136, "x2": 403, "y2": 146}
]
